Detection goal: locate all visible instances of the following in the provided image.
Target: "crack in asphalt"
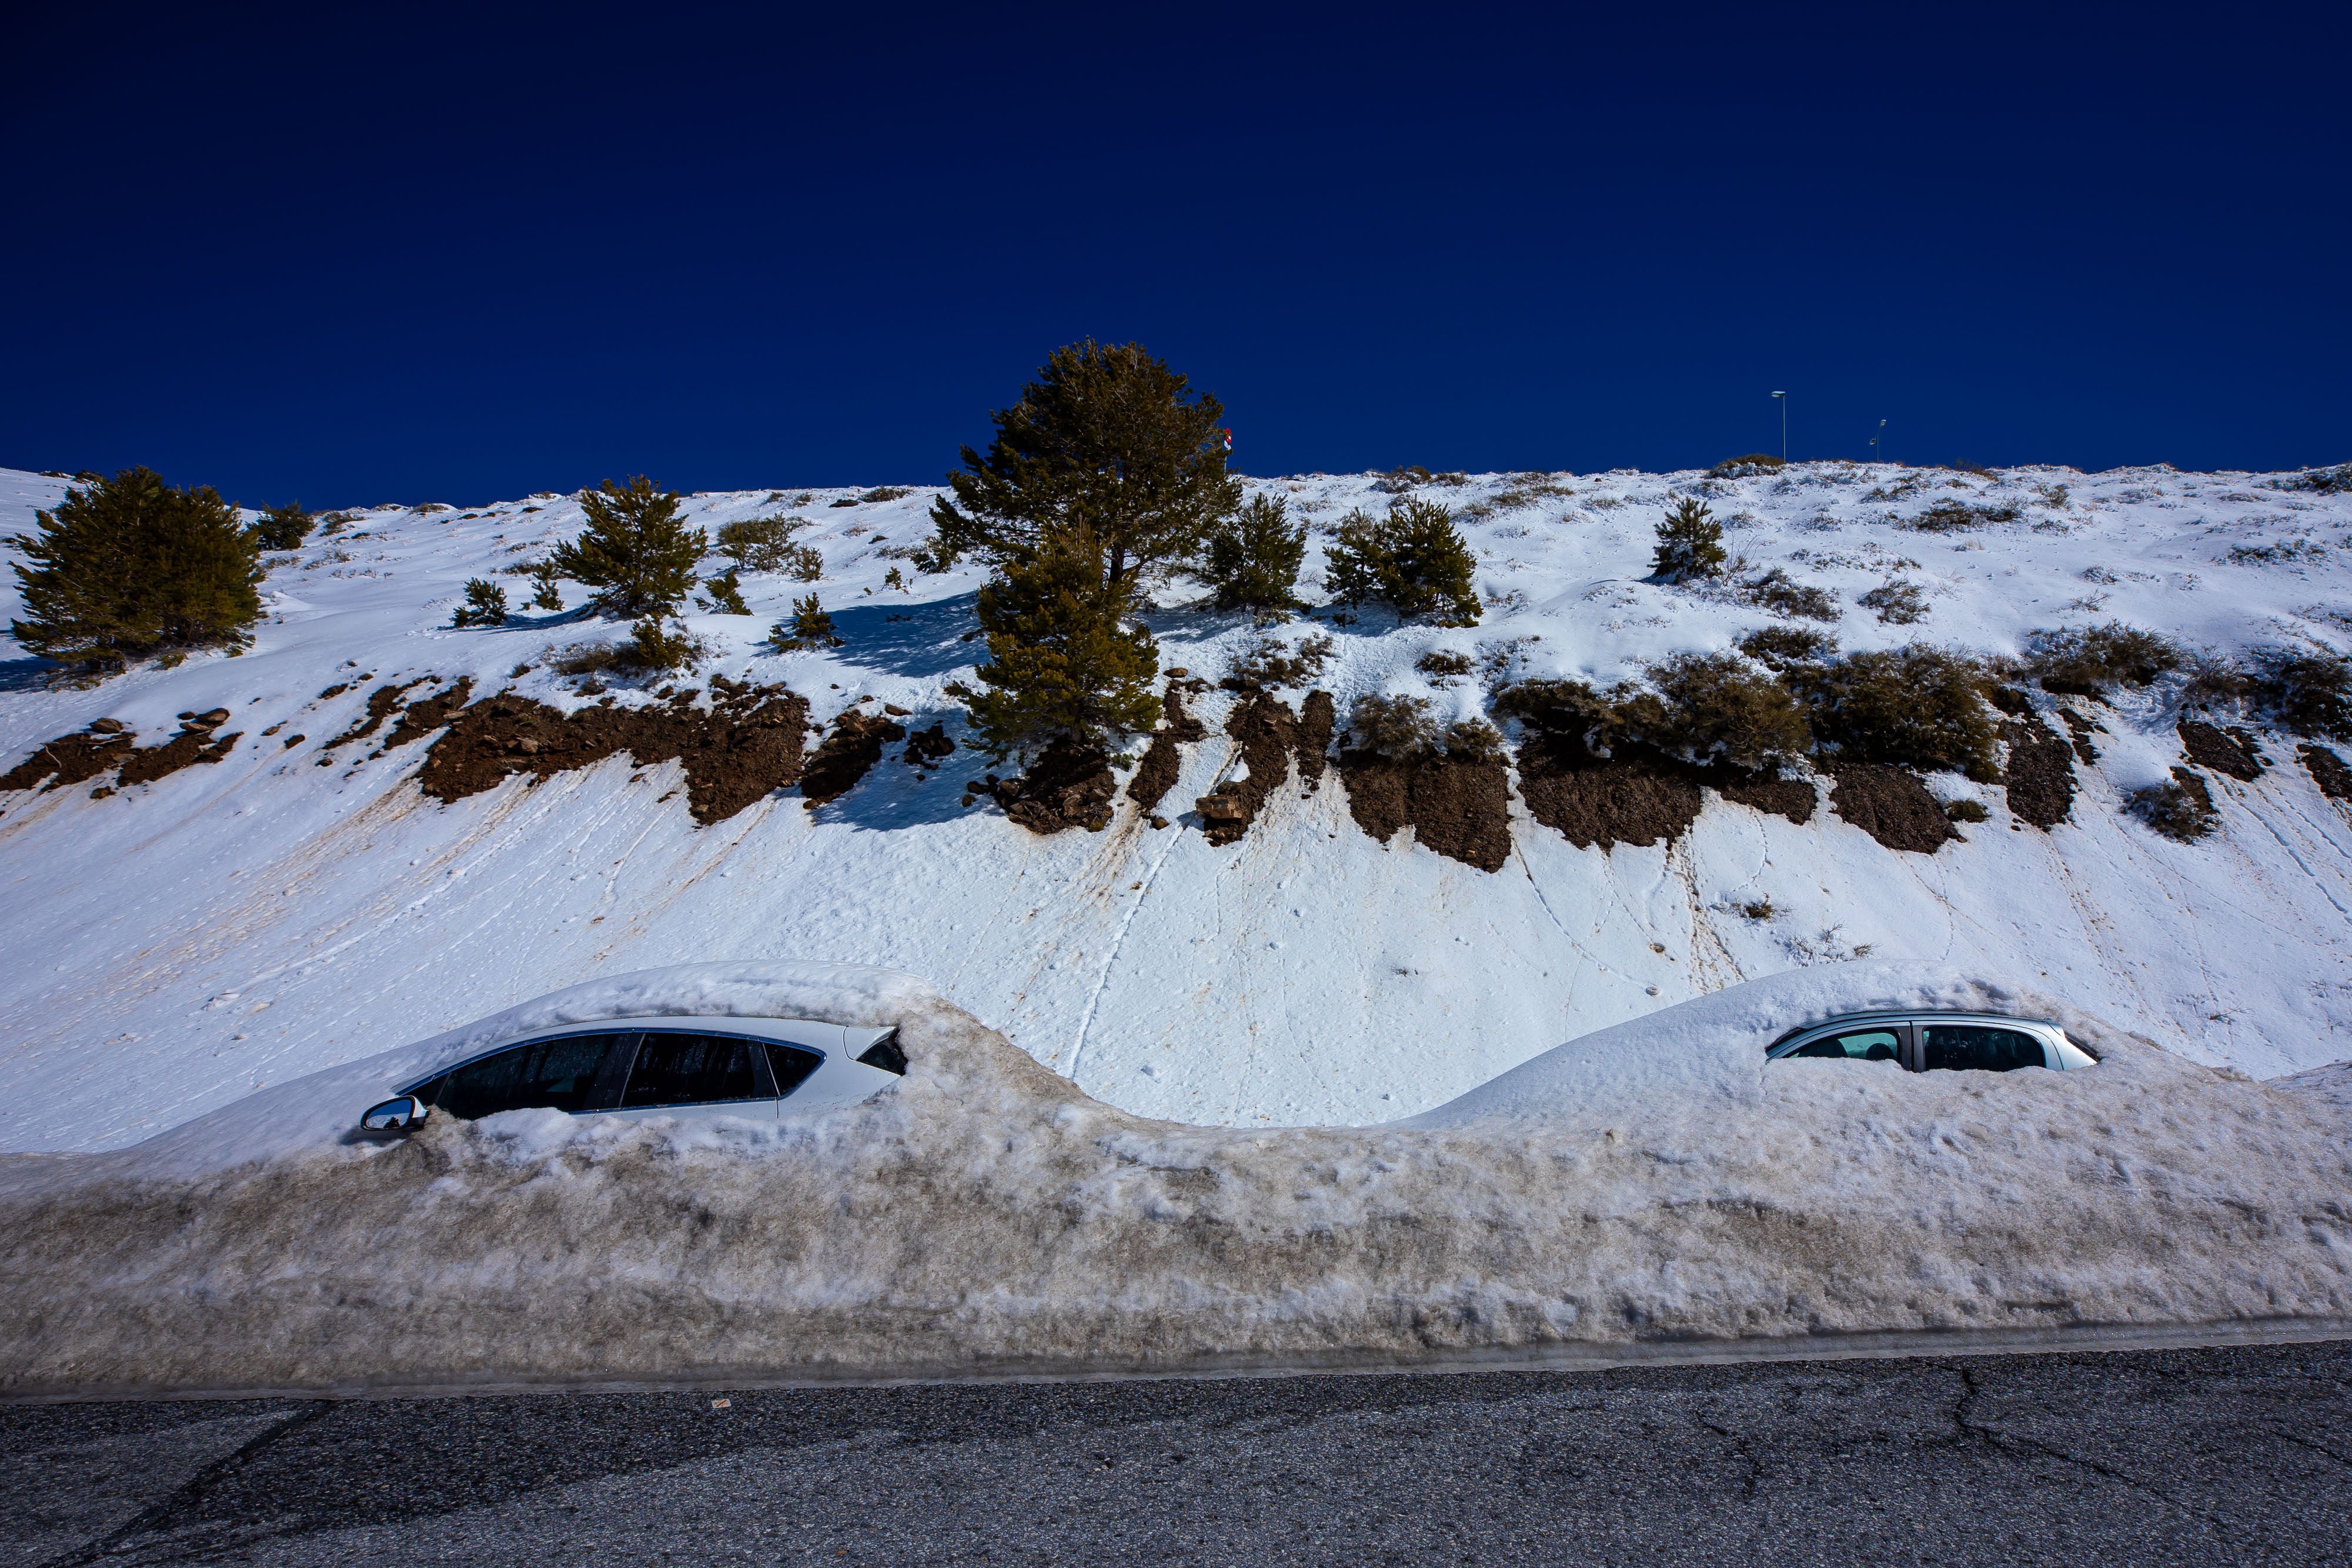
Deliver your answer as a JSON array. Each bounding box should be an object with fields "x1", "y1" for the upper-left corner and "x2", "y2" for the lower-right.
[{"x1": 41, "y1": 1400, "x2": 332, "y2": 1568}]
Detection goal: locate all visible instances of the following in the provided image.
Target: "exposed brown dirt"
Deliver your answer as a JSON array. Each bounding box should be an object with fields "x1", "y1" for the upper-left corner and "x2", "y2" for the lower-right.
[
  {"x1": 116, "y1": 724, "x2": 242, "y2": 787},
  {"x1": 2057, "y1": 707, "x2": 2104, "y2": 765},
  {"x1": 1294, "y1": 690, "x2": 1335, "y2": 790},
  {"x1": 2178, "y1": 720, "x2": 2264, "y2": 782},
  {"x1": 418, "y1": 683, "x2": 810, "y2": 825},
  {"x1": 384, "y1": 678, "x2": 476, "y2": 748},
  {"x1": 1128, "y1": 686, "x2": 1207, "y2": 813},
  {"x1": 1715, "y1": 772, "x2": 1816, "y2": 825},
  {"x1": 901, "y1": 724, "x2": 956, "y2": 768},
  {"x1": 325, "y1": 678, "x2": 431, "y2": 750},
  {"x1": 1513, "y1": 738, "x2": 1703, "y2": 851},
  {"x1": 1337, "y1": 750, "x2": 1513, "y2": 871},
  {"x1": 2301, "y1": 743, "x2": 2352, "y2": 800},
  {"x1": 1, "y1": 729, "x2": 137, "y2": 792},
  {"x1": 1827, "y1": 763, "x2": 1955, "y2": 853},
  {"x1": 994, "y1": 738, "x2": 1117, "y2": 834},
  {"x1": 800, "y1": 711, "x2": 907, "y2": 805},
  {"x1": 1196, "y1": 691, "x2": 1296, "y2": 845},
  {"x1": 2000, "y1": 711, "x2": 2077, "y2": 830}
]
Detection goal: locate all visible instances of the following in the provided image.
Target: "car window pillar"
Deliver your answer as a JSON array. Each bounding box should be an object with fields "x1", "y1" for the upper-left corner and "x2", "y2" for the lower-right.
[{"x1": 586, "y1": 1032, "x2": 641, "y2": 1111}]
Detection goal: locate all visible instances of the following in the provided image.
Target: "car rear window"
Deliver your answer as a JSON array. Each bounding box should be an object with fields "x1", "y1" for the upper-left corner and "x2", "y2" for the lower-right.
[{"x1": 1920, "y1": 1025, "x2": 2046, "y2": 1073}]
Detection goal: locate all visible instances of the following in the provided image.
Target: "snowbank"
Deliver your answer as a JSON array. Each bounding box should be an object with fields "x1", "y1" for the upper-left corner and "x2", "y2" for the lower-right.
[{"x1": 1, "y1": 961, "x2": 2344, "y2": 1396}]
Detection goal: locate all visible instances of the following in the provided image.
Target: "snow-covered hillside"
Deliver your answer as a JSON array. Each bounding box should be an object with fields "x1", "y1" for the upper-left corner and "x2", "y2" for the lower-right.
[{"x1": 4, "y1": 460, "x2": 2350, "y2": 1154}]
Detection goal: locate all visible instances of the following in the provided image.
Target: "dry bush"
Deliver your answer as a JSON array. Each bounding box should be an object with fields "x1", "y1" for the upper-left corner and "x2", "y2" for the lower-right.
[
  {"x1": 1793, "y1": 646, "x2": 1999, "y2": 780},
  {"x1": 1348, "y1": 693, "x2": 1441, "y2": 758},
  {"x1": 1943, "y1": 798, "x2": 1989, "y2": 823},
  {"x1": 1631, "y1": 653, "x2": 1810, "y2": 771},
  {"x1": 1908, "y1": 500, "x2": 2019, "y2": 532},
  {"x1": 1440, "y1": 717, "x2": 1505, "y2": 763},
  {"x1": 1228, "y1": 632, "x2": 1334, "y2": 688},
  {"x1": 1737, "y1": 626, "x2": 1836, "y2": 670},
  {"x1": 717, "y1": 514, "x2": 810, "y2": 572},
  {"x1": 2027, "y1": 623, "x2": 2181, "y2": 696},
  {"x1": 1859, "y1": 580, "x2": 1927, "y2": 624},
  {"x1": 2129, "y1": 770, "x2": 2217, "y2": 840},
  {"x1": 2277, "y1": 464, "x2": 2352, "y2": 495},
  {"x1": 1415, "y1": 649, "x2": 1474, "y2": 680},
  {"x1": 2252, "y1": 651, "x2": 2352, "y2": 740},
  {"x1": 1708, "y1": 454, "x2": 1786, "y2": 479},
  {"x1": 1742, "y1": 567, "x2": 1837, "y2": 621}
]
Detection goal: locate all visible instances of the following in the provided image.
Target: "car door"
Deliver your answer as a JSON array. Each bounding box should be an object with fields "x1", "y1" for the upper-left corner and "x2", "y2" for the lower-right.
[
  {"x1": 608, "y1": 1030, "x2": 784, "y2": 1123},
  {"x1": 412, "y1": 1031, "x2": 640, "y2": 1121},
  {"x1": 1915, "y1": 1021, "x2": 2053, "y2": 1073}
]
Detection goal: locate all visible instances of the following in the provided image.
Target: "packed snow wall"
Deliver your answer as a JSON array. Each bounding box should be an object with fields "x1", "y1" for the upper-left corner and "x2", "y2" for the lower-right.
[{"x1": 1, "y1": 962, "x2": 2344, "y2": 1396}]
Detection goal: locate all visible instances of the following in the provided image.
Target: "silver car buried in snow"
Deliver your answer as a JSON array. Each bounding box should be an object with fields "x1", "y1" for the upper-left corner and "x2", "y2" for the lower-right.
[
  {"x1": 1765, "y1": 1011, "x2": 2097, "y2": 1073},
  {"x1": 359, "y1": 1015, "x2": 906, "y2": 1134}
]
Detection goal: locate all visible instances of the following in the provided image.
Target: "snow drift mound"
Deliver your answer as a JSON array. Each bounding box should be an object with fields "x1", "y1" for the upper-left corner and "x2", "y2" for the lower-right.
[{"x1": 0, "y1": 960, "x2": 2345, "y2": 1396}]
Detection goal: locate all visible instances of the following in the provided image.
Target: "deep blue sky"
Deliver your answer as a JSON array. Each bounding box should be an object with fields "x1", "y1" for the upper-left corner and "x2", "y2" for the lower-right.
[{"x1": 5, "y1": 2, "x2": 2346, "y2": 507}]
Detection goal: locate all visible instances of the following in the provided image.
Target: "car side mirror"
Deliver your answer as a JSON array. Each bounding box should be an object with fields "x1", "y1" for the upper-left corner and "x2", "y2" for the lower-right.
[{"x1": 360, "y1": 1096, "x2": 430, "y2": 1134}]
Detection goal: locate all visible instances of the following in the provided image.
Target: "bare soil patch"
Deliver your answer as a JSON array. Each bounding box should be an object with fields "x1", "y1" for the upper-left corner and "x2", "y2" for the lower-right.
[
  {"x1": 1127, "y1": 686, "x2": 1205, "y2": 813},
  {"x1": 1715, "y1": 772, "x2": 1816, "y2": 825},
  {"x1": 419, "y1": 683, "x2": 810, "y2": 824},
  {"x1": 1294, "y1": 690, "x2": 1335, "y2": 790},
  {"x1": 1514, "y1": 739, "x2": 1703, "y2": 851},
  {"x1": 2177, "y1": 721, "x2": 2264, "y2": 783},
  {"x1": 1337, "y1": 749, "x2": 1512, "y2": 871},
  {"x1": 994, "y1": 738, "x2": 1117, "y2": 834},
  {"x1": 800, "y1": 711, "x2": 907, "y2": 806},
  {"x1": 1196, "y1": 691, "x2": 1296, "y2": 845},
  {"x1": 1828, "y1": 763, "x2": 1956, "y2": 853},
  {"x1": 2057, "y1": 708, "x2": 2104, "y2": 765},
  {"x1": 1, "y1": 729, "x2": 137, "y2": 793},
  {"x1": 324, "y1": 678, "x2": 431, "y2": 751},
  {"x1": 2301, "y1": 743, "x2": 2352, "y2": 801},
  {"x1": 2000, "y1": 711, "x2": 2076, "y2": 830},
  {"x1": 384, "y1": 678, "x2": 476, "y2": 749}
]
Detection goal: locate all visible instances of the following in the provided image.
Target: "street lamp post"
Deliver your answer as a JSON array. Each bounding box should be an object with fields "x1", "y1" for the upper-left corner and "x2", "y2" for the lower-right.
[
  {"x1": 1869, "y1": 419, "x2": 1886, "y2": 465},
  {"x1": 1771, "y1": 392, "x2": 1787, "y2": 463}
]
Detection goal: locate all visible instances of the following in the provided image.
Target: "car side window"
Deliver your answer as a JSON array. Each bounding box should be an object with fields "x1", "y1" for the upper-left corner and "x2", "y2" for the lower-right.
[
  {"x1": 1920, "y1": 1025, "x2": 2046, "y2": 1073},
  {"x1": 430, "y1": 1033, "x2": 633, "y2": 1120},
  {"x1": 623, "y1": 1033, "x2": 770, "y2": 1108},
  {"x1": 1786, "y1": 1028, "x2": 1902, "y2": 1063},
  {"x1": 764, "y1": 1041, "x2": 823, "y2": 1099}
]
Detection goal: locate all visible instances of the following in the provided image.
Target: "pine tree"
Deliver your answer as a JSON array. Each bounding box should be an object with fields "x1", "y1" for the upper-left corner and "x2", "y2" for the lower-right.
[
  {"x1": 928, "y1": 340, "x2": 1241, "y2": 601},
  {"x1": 529, "y1": 560, "x2": 564, "y2": 611},
  {"x1": 699, "y1": 568, "x2": 750, "y2": 614},
  {"x1": 770, "y1": 594, "x2": 842, "y2": 651},
  {"x1": 950, "y1": 529, "x2": 1161, "y2": 758},
  {"x1": 450, "y1": 578, "x2": 509, "y2": 627},
  {"x1": 1651, "y1": 497, "x2": 1727, "y2": 583},
  {"x1": 1201, "y1": 493, "x2": 1307, "y2": 618},
  {"x1": 255, "y1": 502, "x2": 313, "y2": 550},
  {"x1": 8, "y1": 467, "x2": 263, "y2": 667},
  {"x1": 1323, "y1": 497, "x2": 1481, "y2": 624},
  {"x1": 547, "y1": 476, "x2": 705, "y2": 616}
]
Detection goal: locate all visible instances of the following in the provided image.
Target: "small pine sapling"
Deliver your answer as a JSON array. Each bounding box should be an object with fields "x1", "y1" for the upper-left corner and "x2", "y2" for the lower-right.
[
  {"x1": 947, "y1": 530, "x2": 1161, "y2": 758},
  {"x1": 1651, "y1": 497, "x2": 1727, "y2": 583},
  {"x1": 771, "y1": 594, "x2": 843, "y2": 651},
  {"x1": 1323, "y1": 498, "x2": 1481, "y2": 625},
  {"x1": 884, "y1": 566, "x2": 907, "y2": 591},
  {"x1": 699, "y1": 568, "x2": 751, "y2": 615},
  {"x1": 529, "y1": 560, "x2": 564, "y2": 611},
  {"x1": 786, "y1": 543, "x2": 824, "y2": 581},
  {"x1": 716, "y1": 514, "x2": 808, "y2": 573},
  {"x1": 1201, "y1": 493, "x2": 1308, "y2": 618},
  {"x1": 547, "y1": 476, "x2": 706, "y2": 616},
  {"x1": 450, "y1": 578, "x2": 509, "y2": 627},
  {"x1": 623, "y1": 617, "x2": 706, "y2": 671}
]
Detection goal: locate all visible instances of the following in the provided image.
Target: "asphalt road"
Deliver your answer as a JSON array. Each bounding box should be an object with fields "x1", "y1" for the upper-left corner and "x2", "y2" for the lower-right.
[{"x1": 6, "y1": 1340, "x2": 2350, "y2": 1566}]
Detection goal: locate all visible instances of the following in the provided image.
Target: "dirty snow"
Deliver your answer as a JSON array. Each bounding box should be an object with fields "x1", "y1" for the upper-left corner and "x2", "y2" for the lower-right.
[
  {"x1": 1, "y1": 959, "x2": 2344, "y2": 1395},
  {"x1": 4, "y1": 463, "x2": 2352, "y2": 1158}
]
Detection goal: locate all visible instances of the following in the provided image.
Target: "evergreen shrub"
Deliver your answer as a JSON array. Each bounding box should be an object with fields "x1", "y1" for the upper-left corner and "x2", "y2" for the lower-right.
[
  {"x1": 450, "y1": 579, "x2": 509, "y2": 627},
  {"x1": 1650, "y1": 498, "x2": 1726, "y2": 583},
  {"x1": 1324, "y1": 499, "x2": 1481, "y2": 624},
  {"x1": 771, "y1": 594, "x2": 843, "y2": 651},
  {"x1": 1738, "y1": 626, "x2": 1836, "y2": 669},
  {"x1": 8, "y1": 467, "x2": 262, "y2": 668},
  {"x1": 255, "y1": 502, "x2": 313, "y2": 550},
  {"x1": 1348, "y1": 693, "x2": 1440, "y2": 758},
  {"x1": 717, "y1": 514, "x2": 808, "y2": 573},
  {"x1": 699, "y1": 569, "x2": 751, "y2": 615},
  {"x1": 549, "y1": 476, "x2": 705, "y2": 617},
  {"x1": 1630, "y1": 653, "x2": 1810, "y2": 770},
  {"x1": 1200, "y1": 494, "x2": 1307, "y2": 617},
  {"x1": 2027, "y1": 623, "x2": 2181, "y2": 696}
]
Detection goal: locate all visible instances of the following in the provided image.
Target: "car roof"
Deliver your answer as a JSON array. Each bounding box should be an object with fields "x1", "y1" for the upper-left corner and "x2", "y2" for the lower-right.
[
  {"x1": 1767, "y1": 1009, "x2": 2064, "y2": 1050},
  {"x1": 396, "y1": 1014, "x2": 897, "y2": 1092}
]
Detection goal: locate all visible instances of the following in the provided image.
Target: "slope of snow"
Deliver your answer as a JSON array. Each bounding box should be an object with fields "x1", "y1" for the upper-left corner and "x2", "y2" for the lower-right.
[
  {"x1": 2, "y1": 959, "x2": 2344, "y2": 1395},
  {"x1": 3, "y1": 462, "x2": 2351, "y2": 1154}
]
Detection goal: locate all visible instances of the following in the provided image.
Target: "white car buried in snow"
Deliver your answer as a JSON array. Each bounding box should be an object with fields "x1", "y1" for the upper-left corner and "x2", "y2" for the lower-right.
[{"x1": 359, "y1": 1015, "x2": 906, "y2": 1134}]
